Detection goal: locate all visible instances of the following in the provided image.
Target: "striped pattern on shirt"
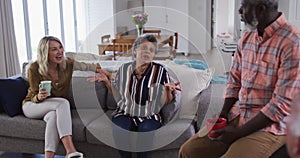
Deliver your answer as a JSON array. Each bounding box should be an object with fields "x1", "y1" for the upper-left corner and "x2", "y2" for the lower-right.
[
  {"x1": 225, "y1": 13, "x2": 300, "y2": 135},
  {"x1": 112, "y1": 61, "x2": 171, "y2": 117}
]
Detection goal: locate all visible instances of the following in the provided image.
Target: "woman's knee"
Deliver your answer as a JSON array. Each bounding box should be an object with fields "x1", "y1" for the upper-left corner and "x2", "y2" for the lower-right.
[
  {"x1": 43, "y1": 111, "x2": 57, "y2": 122},
  {"x1": 137, "y1": 119, "x2": 161, "y2": 132},
  {"x1": 112, "y1": 115, "x2": 132, "y2": 130},
  {"x1": 179, "y1": 141, "x2": 192, "y2": 158},
  {"x1": 51, "y1": 98, "x2": 70, "y2": 109}
]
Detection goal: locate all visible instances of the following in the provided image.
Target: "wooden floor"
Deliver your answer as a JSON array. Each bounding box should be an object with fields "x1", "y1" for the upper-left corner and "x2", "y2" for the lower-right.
[{"x1": 0, "y1": 48, "x2": 232, "y2": 158}]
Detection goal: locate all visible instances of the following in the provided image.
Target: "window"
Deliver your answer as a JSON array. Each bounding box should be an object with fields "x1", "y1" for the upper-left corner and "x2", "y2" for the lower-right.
[
  {"x1": 27, "y1": 0, "x2": 44, "y2": 61},
  {"x1": 11, "y1": 0, "x2": 114, "y2": 67}
]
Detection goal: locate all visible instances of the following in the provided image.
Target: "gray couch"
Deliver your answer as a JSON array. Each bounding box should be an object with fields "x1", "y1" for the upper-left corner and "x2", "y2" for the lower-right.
[{"x1": 0, "y1": 72, "x2": 225, "y2": 158}]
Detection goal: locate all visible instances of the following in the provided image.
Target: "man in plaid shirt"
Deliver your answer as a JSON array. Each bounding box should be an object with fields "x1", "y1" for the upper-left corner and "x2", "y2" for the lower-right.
[{"x1": 179, "y1": 0, "x2": 300, "y2": 157}]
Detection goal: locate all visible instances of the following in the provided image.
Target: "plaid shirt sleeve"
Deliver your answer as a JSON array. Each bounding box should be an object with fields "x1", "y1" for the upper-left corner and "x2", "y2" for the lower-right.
[{"x1": 261, "y1": 41, "x2": 300, "y2": 122}]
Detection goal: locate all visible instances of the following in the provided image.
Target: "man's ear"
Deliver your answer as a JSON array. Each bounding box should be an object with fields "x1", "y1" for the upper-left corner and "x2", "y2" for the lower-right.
[{"x1": 255, "y1": 3, "x2": 267, "y2": 18}]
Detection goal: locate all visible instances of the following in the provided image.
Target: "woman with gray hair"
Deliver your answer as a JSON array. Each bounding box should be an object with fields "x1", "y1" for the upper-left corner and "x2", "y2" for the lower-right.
[
  {"x1": 88, "y1": 34, "x2": 181, "y2": 158},
  {"x1": 22, "y1": 36, "x2": 107, "y2": 158}
]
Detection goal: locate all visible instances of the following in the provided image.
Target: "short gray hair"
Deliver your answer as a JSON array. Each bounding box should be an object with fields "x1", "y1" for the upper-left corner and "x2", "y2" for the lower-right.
[{"x1": 132, "y1": 34, "x2": 157, "y2": 53}]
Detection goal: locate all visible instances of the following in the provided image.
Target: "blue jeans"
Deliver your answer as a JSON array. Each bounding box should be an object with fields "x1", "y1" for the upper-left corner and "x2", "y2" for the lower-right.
[{"x1": 112, "y1": 115, "x2": 162, "y2": 158}]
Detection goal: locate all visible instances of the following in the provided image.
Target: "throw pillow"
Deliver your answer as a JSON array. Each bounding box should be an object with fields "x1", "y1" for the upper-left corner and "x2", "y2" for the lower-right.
[
  {"x1": 0, "y1": 77, "x2": 29, "y2": 117},
  {"x1": 22, "y1": 62, "x2": 31, "y2": 81},
  {"x1": 162, "y1": 61, "x2": 213, "y2": 119}
]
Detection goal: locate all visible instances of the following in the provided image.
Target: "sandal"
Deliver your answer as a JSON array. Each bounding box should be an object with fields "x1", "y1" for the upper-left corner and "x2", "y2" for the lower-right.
[{"x1": 66, "y1": 151, "x2": 83, "y2": 158}]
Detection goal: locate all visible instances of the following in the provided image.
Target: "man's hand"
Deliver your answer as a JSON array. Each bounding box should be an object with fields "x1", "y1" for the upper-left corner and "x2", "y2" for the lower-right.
[
  {"x1": 213, "y1": 126, "x2": 242, "y2": 145},
  {"x1": 214, "y1": 112, "x2": 274, "y2": 145}
]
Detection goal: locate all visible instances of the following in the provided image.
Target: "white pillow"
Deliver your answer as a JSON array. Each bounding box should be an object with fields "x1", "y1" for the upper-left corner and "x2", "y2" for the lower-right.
[
  {"x1": 162, "y1": 61, "x2": 213, "y2": 119},
  {"x1": 65, "y1": 52, "x2": 113, "y2": 61}
]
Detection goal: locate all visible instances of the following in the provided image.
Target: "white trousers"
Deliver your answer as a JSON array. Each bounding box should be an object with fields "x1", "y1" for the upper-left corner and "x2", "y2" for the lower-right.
[{"x1": 22, "y1": 97, "x2": 72, "y2": 152}]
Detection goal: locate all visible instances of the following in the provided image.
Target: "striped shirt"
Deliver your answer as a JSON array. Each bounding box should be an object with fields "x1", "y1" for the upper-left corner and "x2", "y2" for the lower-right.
[
  {"x1": 112, "y1": 61, "x2": 171, "y2": 118},
  {"x1": 225, "y1": 13, "x2": 300, "y2": 135}
]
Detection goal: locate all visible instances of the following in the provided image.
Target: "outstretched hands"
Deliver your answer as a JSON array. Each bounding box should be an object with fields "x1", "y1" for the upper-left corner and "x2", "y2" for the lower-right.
[
  {"x1": 164, "y1": 82, "x2": 181, "y2": 104},
  {"x1": 165, "y1": 82, "x2": 181, "y2": 93},
  {"x1": 86, "y1": 69, "x2": 111, "y2": 84}
]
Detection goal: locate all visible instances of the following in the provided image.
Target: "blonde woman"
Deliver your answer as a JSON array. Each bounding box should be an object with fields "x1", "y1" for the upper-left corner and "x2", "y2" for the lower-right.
[{"x1": 22, "y1": 36, "x2": 105, "y2": 158}]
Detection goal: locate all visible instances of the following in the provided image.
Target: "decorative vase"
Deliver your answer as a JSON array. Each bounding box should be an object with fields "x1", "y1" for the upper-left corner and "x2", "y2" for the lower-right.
[{"x1": 136, "y1": 25, "x2": 143, "y2": 36}]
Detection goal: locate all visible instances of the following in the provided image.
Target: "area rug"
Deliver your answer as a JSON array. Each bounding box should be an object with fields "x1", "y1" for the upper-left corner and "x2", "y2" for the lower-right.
[{"x1": 173, "y1": 59, "x2": 228, "y2": 84}]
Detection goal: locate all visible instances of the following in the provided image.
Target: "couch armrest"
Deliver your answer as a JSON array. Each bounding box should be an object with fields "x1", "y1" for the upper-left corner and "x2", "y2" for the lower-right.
[
  {"x1": 196, "y1": 84, "x2": 226, "y2": 131},
  {"x1": 196, "y1": 84, "x2": 212, "y2": 131}
]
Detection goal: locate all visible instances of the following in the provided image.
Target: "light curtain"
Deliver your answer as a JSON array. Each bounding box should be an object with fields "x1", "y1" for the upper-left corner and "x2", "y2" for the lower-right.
[{"x1": 0, "y1": 0, "x2": 20, "y2": 78}]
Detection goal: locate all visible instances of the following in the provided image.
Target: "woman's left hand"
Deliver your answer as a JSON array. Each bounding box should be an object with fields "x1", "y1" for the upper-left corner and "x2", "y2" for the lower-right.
[
  {"x1": 164, "y1": 82, "x2": 181, "y2": 104},
  {"x1": 165, "y1": 82, "x2": 181, "y2": 93}
]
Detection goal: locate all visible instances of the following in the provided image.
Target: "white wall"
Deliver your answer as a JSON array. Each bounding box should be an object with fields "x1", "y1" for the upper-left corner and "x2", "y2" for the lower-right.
[
  {"x1": 144, "y1": 0, "x2": 189, "y2": 53},
  {"x1": 80, "y1": 0, "x2": 114, "y2": 54},
  {"x1": 114, "y1": 0, "x2": 212, "y2": 54},
  {"x1": 114, "y1": 0, "x2": 133, "y2": 34},
  {"x1": 279, "y1": 0, "x2": 289, "y2": 18},
  {"x1": 215, "y1": 0, "x2": 230, "y2": 36},
  {"x1": 188, "y1": 0, "x2": 211, "y2": 54},
  {"x1": 288, "y1": 0, "x2": 300, "y2": 29}
]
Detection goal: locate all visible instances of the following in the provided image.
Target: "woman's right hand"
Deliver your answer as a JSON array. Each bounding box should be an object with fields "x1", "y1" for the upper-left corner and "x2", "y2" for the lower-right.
[{"x1": 38, "y1": 87, "x2": 48, "y2": 101}]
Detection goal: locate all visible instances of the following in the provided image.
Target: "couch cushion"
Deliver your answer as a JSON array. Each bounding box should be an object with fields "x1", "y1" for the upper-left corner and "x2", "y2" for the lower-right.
[
  {"x1": 0, "y1": 77, "x2": 29, "y2": 117},
  {"x1": 160, "y1": 67, "x2": 182, "y2": 125},
  {"x1": 70, "y1": 76, "x2": 108, "y2": 110},
  {"x1": 106, "y1": 92, "x2": 117, "y2": 111},
  {"x1": 0, "y1": 113, "x2": 45, "y2": 140},
  {"x1": 85, "y1": 113, "x2": 114, "y2": 146},
  {"x1": 71, "y1": 109, "x2": 104, "y2": 142},
  {"x1": 86, "y1": 114, "x2": 195, "y2": 151},
  {"x1": 160, "y1": 90, "x2": 182, "y2": 125},
  {"x1": 0, "y1": 109, "x2": 102, "y2": 142},
  {"x1": 152, "y1": 119, "x2": 195, "y2": 150}
]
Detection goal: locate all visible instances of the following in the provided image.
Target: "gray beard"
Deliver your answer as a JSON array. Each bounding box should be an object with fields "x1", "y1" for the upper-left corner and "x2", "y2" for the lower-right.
[{"x1": 245, "y1": 19, "x2": 258, "y2": 31}]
